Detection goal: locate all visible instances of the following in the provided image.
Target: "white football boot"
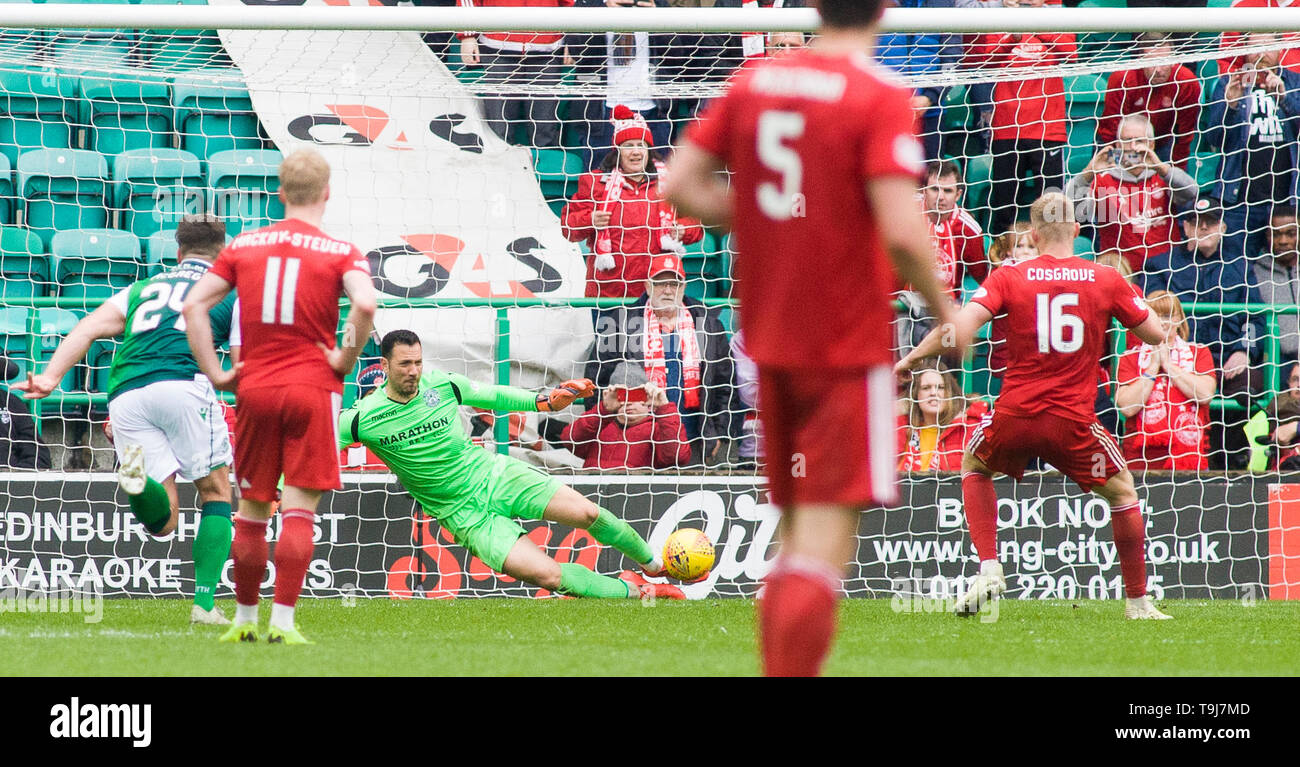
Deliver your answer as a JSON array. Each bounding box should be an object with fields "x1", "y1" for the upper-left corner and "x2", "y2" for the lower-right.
[
  {"x1": 190, "y1": 604, "x2": 232, "y2": 626},
  {"x1": 118, "y1": 443, "x2": 147, "y2": 495},
  {"x1": 1124, "y1": 596, "x2": 1173, "y2": 620},
  {"x1": 954, "y1": 560, "x2": 1006, "y2": 618}
]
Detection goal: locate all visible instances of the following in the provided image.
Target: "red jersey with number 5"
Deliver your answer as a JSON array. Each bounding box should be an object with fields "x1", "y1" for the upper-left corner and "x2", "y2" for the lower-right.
[
  {"x1": 971, "y1": 255, "x2": 1149, "y2": 422},
  {"x1": 209, "y1": 218, "x2": 371, "y2": 394},
  {"x1": 687, "y1": 49, "x2": 924, "y2": 369}
]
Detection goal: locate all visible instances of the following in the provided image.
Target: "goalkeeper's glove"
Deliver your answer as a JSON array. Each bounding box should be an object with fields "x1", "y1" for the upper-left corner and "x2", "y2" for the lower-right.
[{"x1": 537, "y1": 378, "x2": 596, "y2": 412}]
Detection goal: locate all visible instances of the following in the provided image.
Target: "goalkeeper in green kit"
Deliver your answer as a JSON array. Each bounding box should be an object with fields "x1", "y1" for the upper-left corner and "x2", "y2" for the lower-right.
[{"x1": 338, "y1": 329, "x2": 685, "y2": 600}]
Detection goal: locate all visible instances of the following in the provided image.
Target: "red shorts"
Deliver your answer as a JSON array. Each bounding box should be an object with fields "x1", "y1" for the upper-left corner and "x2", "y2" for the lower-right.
[
  {"x1": 758, "y1": 365, "x2": 897, "y2": 508},
  {"x1": 234, "y1": 385, "x2": 342, "y2": 502},
  {"x1": 968, "y1": 408, "x2": 1124, "y2": 491}
]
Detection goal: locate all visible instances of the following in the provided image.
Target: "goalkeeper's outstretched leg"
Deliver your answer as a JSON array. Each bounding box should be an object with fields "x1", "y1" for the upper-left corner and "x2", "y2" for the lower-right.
[
  {"x1": 542, "y1": 484, "x2": 669, "y2": 577},
  {"x1": 499, "y1": 532, "x2": 684, "y2": 600}
]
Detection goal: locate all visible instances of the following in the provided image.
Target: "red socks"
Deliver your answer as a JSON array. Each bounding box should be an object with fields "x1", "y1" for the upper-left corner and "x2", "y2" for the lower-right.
[
  {"x1": 962, "y1": 472, "x2": 999, "y2": 563},
  {"x1": 1110, "y1": 502, "x2": 1148, "y2": 599},
  {"x1": 759, "y1": 556, "x2": 840, "y2": 677},
  {"x1": 274, "y1": 509, "x2": 316, "y2": 608},
  {"x1": 231, "y1": 515, "x2": 268, "y2": 607}
]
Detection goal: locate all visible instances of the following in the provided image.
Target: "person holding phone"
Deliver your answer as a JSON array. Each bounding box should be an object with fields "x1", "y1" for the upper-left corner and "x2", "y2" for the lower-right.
[
  {"x1": 1066, "y1": 113, "x2": 1198, "y2": 273},
  {"x1": 563, "y1": 361, "x2": 691, "y2": 469}
]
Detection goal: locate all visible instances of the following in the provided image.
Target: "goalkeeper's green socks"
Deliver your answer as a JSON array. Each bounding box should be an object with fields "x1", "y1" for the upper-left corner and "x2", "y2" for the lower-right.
[
  {"x1": 557, "y1": 563, "x2": 632, "y2": 599},
  {"x1": 128, "y1": 477, "x2": 172, "y2": 535},
  {"x1": 587, "y1": 507, "x2": 655, "y2": 565},
  {"x1": 193, "y1": 501, "x2": 233, "y2": 611}
]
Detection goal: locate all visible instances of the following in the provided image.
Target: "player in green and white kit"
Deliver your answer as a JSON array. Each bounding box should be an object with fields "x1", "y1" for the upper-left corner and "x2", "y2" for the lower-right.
[
  {"x1": 18, "y1": 217, "x2": 239, "y2": 625},
  {"x1": 339, "y1": 329, "x2": 685, "y2": 600}
]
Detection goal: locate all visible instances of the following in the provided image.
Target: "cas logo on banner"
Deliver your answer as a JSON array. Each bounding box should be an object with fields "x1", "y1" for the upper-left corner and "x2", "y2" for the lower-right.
[
  {"x1": 367, "y1": 233, "x2": 564, "y2": 299},
  {"x1": 287, "y1": 104, "x2": 484, "y2": 154}
]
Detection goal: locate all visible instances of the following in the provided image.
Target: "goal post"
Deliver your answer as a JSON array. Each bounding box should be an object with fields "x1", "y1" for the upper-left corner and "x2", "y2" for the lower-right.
[{"x1": 0, "y1": 3, "x2": 1296, "y2": 604}]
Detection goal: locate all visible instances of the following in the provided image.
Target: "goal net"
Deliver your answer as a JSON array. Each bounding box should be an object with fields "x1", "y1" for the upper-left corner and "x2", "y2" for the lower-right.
[{"x1": 0, "y1": 2, "x2": 1295, "y2": 604}]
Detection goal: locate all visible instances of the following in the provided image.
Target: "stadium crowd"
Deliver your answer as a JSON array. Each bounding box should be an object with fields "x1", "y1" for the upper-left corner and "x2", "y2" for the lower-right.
[{"x1": 3, "y1": 0, "x2": 1300, "y2": 475}]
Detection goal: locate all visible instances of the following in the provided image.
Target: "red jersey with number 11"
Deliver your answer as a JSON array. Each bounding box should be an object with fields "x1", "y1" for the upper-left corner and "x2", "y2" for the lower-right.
[
  {"x1": 209, "y1": 218, "x2": 371, "y2": 394},
  {"x1": 686, "y1": 49, "x2": 925, "y2": 369},
  {"x1": 971, "y1": 255, "x2": 1149, "y2": 422}
]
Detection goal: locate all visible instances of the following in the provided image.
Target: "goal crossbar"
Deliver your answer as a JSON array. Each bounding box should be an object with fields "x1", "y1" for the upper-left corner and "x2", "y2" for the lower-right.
[{"x1": 0, "y1": 7, "x2": 1299, "y2": 34}]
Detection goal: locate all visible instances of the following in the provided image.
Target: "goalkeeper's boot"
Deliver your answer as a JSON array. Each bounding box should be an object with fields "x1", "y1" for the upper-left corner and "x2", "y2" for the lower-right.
[
  {"x1": 266, "y1": 626, "x2": 315, "y2": 645},
  {"x1": 117, "y1": 443, "x2": 147, "y2": 495},
  {"x1": 1124, "y1": 596, "x2": 1173, "y2": 620},
  {"x1": 619, "y1": 570, "x2": 686, "y2": 601},
  {"x1": 190, "y1": 604, "x2": 231, "y2": 626},
  {"x1": 218, "y1": 622, "x2": 259, "y2": 643},
  {"x1": 953, "y1": 560, "x2": 1006, "y2": 618}
]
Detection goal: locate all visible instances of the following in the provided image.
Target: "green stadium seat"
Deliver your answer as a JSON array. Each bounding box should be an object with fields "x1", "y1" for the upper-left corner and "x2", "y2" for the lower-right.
[
  {"x1": 51, "y1": 228, "x2": 144, "y2": 308},
  {"x1": 964, "y1": 152, "x2": 993, "y2": 214},
  {"x1": 0, "y1": 225, "x2": 51, "y2": 301},
  {"x1": 1188, "y1": 152, "x2": 1220, "y2": 191},
  {"x1": 88, "y1": 338, "x2": 121, "y2": 395},
  {"x1": 1065, "y1": 73, "x2": 1108, "y2": 121},
  {"x1": 113, "y1": 148, "x2": 204, "y2": 239},
  {"x1": 0, "y1": 67, "x2": 77, "y2": 169},
  {"x1": 0, "y1": 306, "x2": 80, "y2": 391},
  {"x1": 145, "y1": 228, "x2": 179, "y2": 271},
  {"x1": 1066, "y1": 117, "x2": 1098, "y2": 176},
  {"x1": 0, "y1": 29, "x2": 43, "y2": 61},
  {"x1": 530, "y1": 148, "x2": 584, "y2": 201},
  {"x1": 19, "y1": 148, "x2": 110, "y2": 247},
  {"x1": 206, "y1": 148, "x2": 284, "y2": 236},
  {"x1": 138, "y1": 0, "x2": 234, "y2": 71},
  {"x1": 0, "y1": 151, "x2": 11, "y2": 225},
  {"x1": 171, "y1": 71, "x2": 264, "y2": 161},
  {"x1": 50, "y1": 31, "x2": 132, "y2": 70},
  {"x1": 79, "y1": 72, "x2": 174, "y2": 158}
]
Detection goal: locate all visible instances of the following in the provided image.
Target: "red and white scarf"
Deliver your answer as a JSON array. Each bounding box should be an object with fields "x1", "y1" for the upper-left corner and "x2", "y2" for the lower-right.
[
  {"x1": 593, "y1": 168, "x2": 626, "y2": 272},
  {"x1": 643, "y1": 305, "x2": 701, "y2": 410}
]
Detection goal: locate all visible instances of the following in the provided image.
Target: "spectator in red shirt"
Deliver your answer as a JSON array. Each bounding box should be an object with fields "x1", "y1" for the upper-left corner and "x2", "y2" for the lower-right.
[
  {"x1": 562, "y1": 361, "x2": 690, "y2": 469},
  {"x1": 924, "y1": 159, "x2": 989, "y2": 296},
  {"x1": 1116, "y1": 290, "x2": 1217, "y2": 472},
  {"x1": 968, "y1": 0, "x2": 1077, "y2": 236},
  {"x1": 896, "y1": 363, "x2": 989, "y2": 472},
  {"x1": 1219, "y1": 0, "x2": 1300, "y2": 76},
  {"x1": 561, "y1": 106, "x2": 704, "y2": 298},
  {"x1": 1066, "y1": 113, "x2": 1199, "y2": 273},
  {"x1": 457, "y1": 0, "x2": 575, "y2": 147},
  {"x1": 1096, "y1": 32, "x2": 1202, "y2": 169}
]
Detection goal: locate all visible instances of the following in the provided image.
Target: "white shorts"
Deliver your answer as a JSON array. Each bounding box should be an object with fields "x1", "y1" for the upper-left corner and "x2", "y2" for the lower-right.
[{"x1": 108, "y1": 377, "x2": 233, "y2": 483}]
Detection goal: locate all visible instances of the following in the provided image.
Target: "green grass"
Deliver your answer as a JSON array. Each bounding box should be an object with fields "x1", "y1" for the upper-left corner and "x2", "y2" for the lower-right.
[{"x1": 1, "y1": 599, "x2": 1296, "y2": 676}]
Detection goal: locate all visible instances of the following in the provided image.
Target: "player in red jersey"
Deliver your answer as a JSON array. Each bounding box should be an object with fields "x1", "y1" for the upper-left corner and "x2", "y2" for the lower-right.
[
  {"x1": 664, "y1": 0, "x2": 961, "y2": 676},
  {"x1": 182, "y1": 149, "x2": 378, "y2": 644},
  {"x1": 897, "y1": 193, "x2": 1174, "y2": 621}
]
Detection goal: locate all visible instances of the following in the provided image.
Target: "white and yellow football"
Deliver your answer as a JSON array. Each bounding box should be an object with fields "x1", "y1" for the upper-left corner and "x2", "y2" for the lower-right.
[{"x1": 662, "y1": 528, "x2": 715, "y2": 581}]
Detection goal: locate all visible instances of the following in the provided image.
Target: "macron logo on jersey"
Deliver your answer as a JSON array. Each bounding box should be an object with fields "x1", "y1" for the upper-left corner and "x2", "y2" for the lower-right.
[{"x1": 231, "y1": 229, "x2": 352, "y2": 255}]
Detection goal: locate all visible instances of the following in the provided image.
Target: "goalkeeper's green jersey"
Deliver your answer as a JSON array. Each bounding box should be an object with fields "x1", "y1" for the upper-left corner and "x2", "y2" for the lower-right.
[
  {"x1": 105, "y1": 257, "x2": 236, "y2": 402},
  {"x1": 337, "y1": 370, "x2": 540, "y2": 513}
]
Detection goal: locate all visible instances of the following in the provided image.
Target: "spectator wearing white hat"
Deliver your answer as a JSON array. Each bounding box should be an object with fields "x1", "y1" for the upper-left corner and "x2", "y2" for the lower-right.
[{"x1": 585, "y1": 254, "x2": 740, "y2": 465}]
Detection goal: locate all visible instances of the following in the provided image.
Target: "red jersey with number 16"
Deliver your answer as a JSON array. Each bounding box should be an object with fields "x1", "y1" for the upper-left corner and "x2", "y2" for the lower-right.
[
  {"x1": 686, "y1": 49, "x2": 925, "y2": 369},
  {"x1": 209, "y1": 218, "x2": 371, "y2": 394},
  {"x1": 971, "y1": 255, "x2": 1149, "y2": 422}
]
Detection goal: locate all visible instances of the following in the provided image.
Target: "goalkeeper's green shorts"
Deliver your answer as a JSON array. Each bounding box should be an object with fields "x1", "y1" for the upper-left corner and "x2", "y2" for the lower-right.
[{"x1": 432, "y1": 454, "x2": 562, "y2": 572}]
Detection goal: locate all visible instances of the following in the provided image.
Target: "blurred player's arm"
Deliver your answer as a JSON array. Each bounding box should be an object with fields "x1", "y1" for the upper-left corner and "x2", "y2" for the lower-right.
[
  {"x1": 1130, "y1": 309, "x2": 1164, "y2": 347},
  {"x1": 14, "y1": 299, "x2": 126, "y2": 399},
  {"x1": 662, "y1": 142, "x2": 734, "y2": 230},
  {"x1": 183, "y1": 272, "x2": 239, "y2": 391},
  {"x1": 320, "y1": 271, "x2": 378, "y2": 377},
  {"x1": 896, "y1": 301, "x2": 994, "y2": 375},
  {"x1": 869, "y1": 176, "x2": 960, "y2": 334}
]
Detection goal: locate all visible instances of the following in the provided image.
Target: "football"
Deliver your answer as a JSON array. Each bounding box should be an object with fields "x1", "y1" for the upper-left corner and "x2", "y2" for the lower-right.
[{"x1": 663, "y1": 528, "x2": 715, "y2": 581}]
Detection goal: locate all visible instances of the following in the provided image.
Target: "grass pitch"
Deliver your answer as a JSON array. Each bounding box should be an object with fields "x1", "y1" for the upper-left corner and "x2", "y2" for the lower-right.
[{"x1": 1, "y1": 598, "x2": 1296, "y2": 676}]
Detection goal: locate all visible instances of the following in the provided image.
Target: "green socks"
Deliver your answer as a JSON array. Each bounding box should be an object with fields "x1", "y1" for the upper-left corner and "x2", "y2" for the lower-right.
[
  {"x1": 128, "y1": 477, "x2": 172, "y2": 535},
  {"x1": 558, "y1": 563, "x2": 632, "y2": 599},
  {"x1": 193, "y1": 501, "x2": 233, "y2": 611},
  {"x1": 587, "y1": 507, "x2": 654, "y2": 565}
]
